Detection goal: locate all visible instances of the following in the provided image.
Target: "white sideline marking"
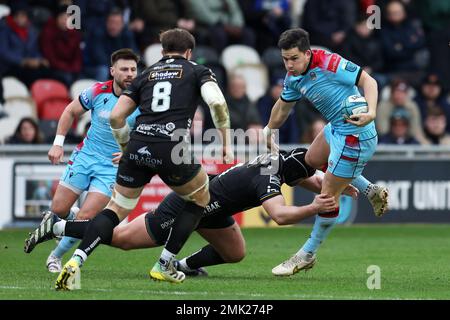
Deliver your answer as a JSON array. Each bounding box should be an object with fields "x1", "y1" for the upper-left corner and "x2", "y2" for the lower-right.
[{"x1": 0, "y1": 285, "x2": 429, "y2": 300}]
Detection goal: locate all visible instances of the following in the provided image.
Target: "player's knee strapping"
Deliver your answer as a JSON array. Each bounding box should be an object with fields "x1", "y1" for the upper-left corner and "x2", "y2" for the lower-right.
[
  {"x1": 111, "y1": 189, "x2": 139, "y2": 210},
  {"x1": 180, "y1": 177, "x2": 209, "y2": 203}
]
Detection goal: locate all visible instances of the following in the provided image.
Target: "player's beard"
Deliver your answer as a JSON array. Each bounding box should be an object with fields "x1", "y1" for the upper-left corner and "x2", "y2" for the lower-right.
[{"x1": 117, "y1": 78, "x2": 133, "y2": 90}]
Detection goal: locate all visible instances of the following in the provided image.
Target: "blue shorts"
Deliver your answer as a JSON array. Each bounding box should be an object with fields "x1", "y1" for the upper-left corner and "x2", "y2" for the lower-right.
[
  {"x1": 324, "y1": 123, "x2": 377, "y2": 178},
  {"x1": 60, "y1": 148, "x2": 117, "y2": 197}
]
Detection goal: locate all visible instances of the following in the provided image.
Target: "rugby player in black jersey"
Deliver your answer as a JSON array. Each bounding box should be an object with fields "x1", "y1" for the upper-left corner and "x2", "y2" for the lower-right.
[
  {"x1": 26, "y1": 148, "x2": 358, "y2": 278},
  {"x1": 48, "y1": 28, "x2": 233, "y2": 289}
]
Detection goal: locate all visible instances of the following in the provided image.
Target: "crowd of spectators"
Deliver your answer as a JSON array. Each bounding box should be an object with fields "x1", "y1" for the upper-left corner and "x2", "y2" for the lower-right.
[{"x1": 0, "y1": 0, "x2": 449, "y2": 146}]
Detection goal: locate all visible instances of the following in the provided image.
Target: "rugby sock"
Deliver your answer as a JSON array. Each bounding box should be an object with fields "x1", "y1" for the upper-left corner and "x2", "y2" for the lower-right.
[
  {"x1": 352, "y1": 175, "x2": 372, "y2": 197},
  {"x1": 64, "y1": 220, "x2": 90, "y2": 238},
  {"x1": 160, "y1": 248, "x2": 175, "y2": 266},
  {"x1": 184, "y1": 244, "x2": 225, "y2": 269},
  {"x1": 300, "y1": 213, "x2": 338, "y2": 255},
  {"x1": 53, "y1": 236, "x2": 78, "y2": 258},
  {"x1": 336, "y1": 195, "x2": 353, "y2": 224},
  {"x1": 162, "y1": 202, "x2": 203, "y2": 263},
  {"x1": 73, "y1": 209, "x2": 120, "y2": 265},
  {"x1": 52, "y1": 220, "x2": 66, "y2": 236}
]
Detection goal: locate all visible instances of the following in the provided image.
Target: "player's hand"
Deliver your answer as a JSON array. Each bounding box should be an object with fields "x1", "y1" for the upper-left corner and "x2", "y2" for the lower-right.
[
  {"x1": 312, "y1": 194, "x2": 337, "y2": 214},
  {"x1": 346, "y1": 112, "x2": 375, "y2": 127},
  {"x1": 112, "y1": 152, "x2": 122, "y2": 165},
  {"x1": 48, "y1": 145, "x2": 64, "y2": 165},
  {"x1": 264, "y1": 127, "x2": 279, "y2": 153},
  {"x1": 342, "y1": 184, "x2": 359, "y2": 199},
  {"x1": 222, "y1": 146, "x2": 234, "y2": 164}
]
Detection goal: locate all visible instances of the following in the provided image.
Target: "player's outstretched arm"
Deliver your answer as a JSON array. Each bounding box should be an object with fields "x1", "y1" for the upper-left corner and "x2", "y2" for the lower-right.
[
  {"x1": 48, "y1": 99, "x2": 87, "y2": 165},
  {"x1": 262, "y1": 194, "x2": 336, "y2": 225},
  {"x1": 110, "y1": 95, "x2": 137, "y2": 152},
  {"x1": 263, "y1": 99, "x2": 295, "y2": 149},
  {"x1": 347, "y1": 70, "x2": 378, "y2": 127},
  {"x1": 200, "y1": 81, "x2": 233, "y2": 163}
]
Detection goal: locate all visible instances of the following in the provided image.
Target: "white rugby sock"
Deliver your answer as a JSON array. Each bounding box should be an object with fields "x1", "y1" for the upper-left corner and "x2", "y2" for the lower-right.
[{"x1": 53, "y1": 220, "x2": 66, "y2": 236}]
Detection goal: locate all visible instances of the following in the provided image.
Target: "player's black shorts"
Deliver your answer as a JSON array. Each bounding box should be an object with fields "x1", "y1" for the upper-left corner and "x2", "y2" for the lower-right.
[
  {"x1": 116, "y1": 139, "x2": 201, "y2": 187},
  {"x1": 145, "y1": 210, "x2": 236, "y2": 246}
]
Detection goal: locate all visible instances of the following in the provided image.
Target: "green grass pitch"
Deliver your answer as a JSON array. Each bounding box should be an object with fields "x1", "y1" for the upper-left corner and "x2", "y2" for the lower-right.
[{"x1": 1, "y1": 225, "x2": 449, "y2": 300}]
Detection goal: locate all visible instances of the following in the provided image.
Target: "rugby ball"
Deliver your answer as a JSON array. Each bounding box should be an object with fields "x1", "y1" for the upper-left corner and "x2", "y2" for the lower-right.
[{"x1": 341, "y1": 95, "x2": 368, "y2": 119}]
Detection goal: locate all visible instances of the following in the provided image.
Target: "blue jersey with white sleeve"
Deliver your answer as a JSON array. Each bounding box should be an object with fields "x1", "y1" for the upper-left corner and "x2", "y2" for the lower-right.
[{"x1": 281, "y1": 49, "x2": 376, "y2": 135}]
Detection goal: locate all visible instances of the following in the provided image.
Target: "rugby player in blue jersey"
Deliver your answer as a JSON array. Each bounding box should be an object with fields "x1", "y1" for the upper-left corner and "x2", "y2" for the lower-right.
[
  {"x1": 24, "y1": 49, "x2": 141, "y2": 274},
  {"x1": 264, "y1": 29, "x2": 389, "y2": 276}
]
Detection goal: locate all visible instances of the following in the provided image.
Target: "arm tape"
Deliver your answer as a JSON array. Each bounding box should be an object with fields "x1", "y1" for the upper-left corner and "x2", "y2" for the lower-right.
[
  {"x1": 201, "y1": 81, "x2": 230, "y2": 129},
  {"x1": 111, "y1": 123, "x2": 130, "y2": 145}
]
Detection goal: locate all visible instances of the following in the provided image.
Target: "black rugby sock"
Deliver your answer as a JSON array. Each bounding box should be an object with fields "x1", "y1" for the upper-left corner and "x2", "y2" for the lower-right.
[
  {"x1": 185, "y1": 244, "x2": 225, "y2": 269},
  {"x1": 76, "y1": 209, "x2": 120, "y2": 257},
  {"x1": 164, "y1": 201, "x2": 203, "y2": 256},
  {"x1": 64, "y1": 220, "x2": 90, "y2": 238}
]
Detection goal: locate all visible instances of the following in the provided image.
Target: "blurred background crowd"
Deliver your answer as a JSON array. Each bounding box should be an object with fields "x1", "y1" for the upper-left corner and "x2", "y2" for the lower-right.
[{"x1": 0, "y1": 0, "x2": 449, "y2": 147}]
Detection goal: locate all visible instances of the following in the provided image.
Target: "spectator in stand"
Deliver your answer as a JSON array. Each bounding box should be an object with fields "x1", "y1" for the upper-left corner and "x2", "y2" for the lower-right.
[
  {"x1": 82, "y1": 7, "x2": 138, "y2": 81},
  {"x1": 5, "y1": 117, "x2": 44, "y2": 144},
  {"x1": 189, "y1": 0, "x2": 256, "y2": 52},
  {"x1": 302, "y1": 0, "x2": 356, "y2": 54},
  {"x1": 257, "y1": 77, "x2": 299, "y2": 143},
  {"x1": 240, "y1": 0, "x2": 291, "y2": 52},
  {"x1": 377, "y1": 79, "x2": 427, "y2": 144},
  {"x1": 225, "y1": 74, "x2": 262, "y2": 144},
  {"x1": 75, "y1": 0, "x2": 121, "y2": 32},
  {"x1": 0, "y1": 1, "x2": 52, "y2": 91},
  {"x1": 423, "y1": 106, "x2": 450, "y2": 145},
  {"x1": 378, "y1": 108, "x2": 419, "y2": 145},
  {"x1": 39, "y1": 5, "x2": 82, "y2": 86},
  {"x1": 416, "y1": 0, "x2": 450, "y2": 91},
  {"x1": 341, "y1": 15, "x2": 385, "y2": 88},
  {"x1": 129, "y1": 0, "x2": 195, "y2": 50},
  {"x1": 379, "y1": 0, "x2": 426, "y2": 85},
  {"x1": 415, "y1": 73, "x2": 450, "y2": 130}
]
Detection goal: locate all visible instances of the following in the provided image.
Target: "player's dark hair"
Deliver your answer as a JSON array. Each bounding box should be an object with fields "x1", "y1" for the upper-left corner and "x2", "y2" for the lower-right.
[
  {"x1": 160, "y1": 28, "x2": 196, "y2": 54},
  {"x1": 278, "y1": 28, "x2": 311, "y2": 52},
  {"x1": 111, "y1": 48, "x2": 140, "y2": 66},
  {"x1": 279, "y1": 148, "x2": 316, "y2": 186}
]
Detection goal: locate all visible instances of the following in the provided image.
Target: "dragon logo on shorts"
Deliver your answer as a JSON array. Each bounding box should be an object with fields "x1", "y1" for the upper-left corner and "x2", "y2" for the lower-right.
[{"x1": 137, "y1": 146, "x2": 151, "y2": 156}]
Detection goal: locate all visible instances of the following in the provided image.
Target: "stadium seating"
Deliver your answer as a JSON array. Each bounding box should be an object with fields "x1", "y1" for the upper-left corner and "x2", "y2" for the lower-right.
[
  {"x1": 30, "y1": 79, "x2": 71, "y2": 120},
  {"x1": 1, "y1": 77, "x2": 38, "y2": 120},
  {"x1": 261, "y1": 47, "x2": 283, "y2": 71},
  {"x1": 2, "y1": 99, "x2": 37, "y2": 120},
  {"x1": 144, "y1": 43, "x2": 163, "y2": 67},
  {"x1": 220, "y1": 45, "x2": 261, "y2": 73},
  {"x1": 0, "y1": 4, "x2": 10, "y2": 19},
  {"x1": 70, "y1": 79, "x2": 97, "y2": 99},
  {"x1": 192, "y1": 45, "x2": 220, "y2": 65},
  {"x1": 0, "y1": 117, "x2": 20, "y2": 143},
  {"x1": 192, "y1": 45, "x2": 227, "y2": 89},
  {"x1": 2, "y1": 77, "x2": 29, "y2": 101},
  {"x1": 232, "y1": 64, "x2": 269, "y2": 102}
]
